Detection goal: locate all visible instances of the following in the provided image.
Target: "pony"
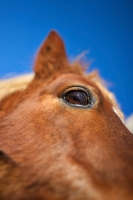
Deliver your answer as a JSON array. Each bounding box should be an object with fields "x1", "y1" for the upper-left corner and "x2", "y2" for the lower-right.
[{"x1": 0, "y1": 31, "x2": 133, "y2": 200}]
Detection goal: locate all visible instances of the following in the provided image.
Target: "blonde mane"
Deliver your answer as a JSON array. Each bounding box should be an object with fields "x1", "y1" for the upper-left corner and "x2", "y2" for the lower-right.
[{"x1": 0, "y1": 74, "x2": 34, "y2": 100}]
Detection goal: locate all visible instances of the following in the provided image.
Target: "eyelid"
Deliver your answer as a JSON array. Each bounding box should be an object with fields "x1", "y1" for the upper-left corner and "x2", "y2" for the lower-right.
[{"x1": 60, "y1": 86, "x2": 91, "y2": 97}]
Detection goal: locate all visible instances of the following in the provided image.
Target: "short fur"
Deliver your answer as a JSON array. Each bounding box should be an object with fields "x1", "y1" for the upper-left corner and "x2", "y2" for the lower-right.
[{"x1": 0, "y1": 31, "x2": 133, "y2": 200}]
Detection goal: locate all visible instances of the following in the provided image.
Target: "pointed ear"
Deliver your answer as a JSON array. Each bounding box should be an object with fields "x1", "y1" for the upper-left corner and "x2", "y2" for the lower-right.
[{"x1": 34, "y1": 31, "x2": 68, "y2": 79}]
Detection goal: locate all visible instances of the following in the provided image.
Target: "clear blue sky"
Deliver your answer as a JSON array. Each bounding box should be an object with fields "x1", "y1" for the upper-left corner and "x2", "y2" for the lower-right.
[{"x1": 0, "y1": 0, "x2": 133, "y2": 116}]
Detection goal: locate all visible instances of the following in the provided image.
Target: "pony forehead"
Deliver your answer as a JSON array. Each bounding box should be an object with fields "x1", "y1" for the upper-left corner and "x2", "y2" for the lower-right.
[
  {"x1": 0, "y1": 69, "x2": 124, "y2": 120},
  {"x1": 0, "y1": 69, "x2": 104, "y2": 100}
]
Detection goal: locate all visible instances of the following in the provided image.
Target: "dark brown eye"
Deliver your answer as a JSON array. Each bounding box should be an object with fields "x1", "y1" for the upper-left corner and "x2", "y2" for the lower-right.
[
  {"x1": 65, "y1": 90, "x2": 88, "y2": 106},
  {"x1": 61, "y1": 86, "x2": 95, "y2": 108}
]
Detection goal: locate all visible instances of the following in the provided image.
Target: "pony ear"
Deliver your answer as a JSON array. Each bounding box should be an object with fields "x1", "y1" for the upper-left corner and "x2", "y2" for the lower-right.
[{"x1": 34, "y1": 31, "x2": 68, "y2": 79}]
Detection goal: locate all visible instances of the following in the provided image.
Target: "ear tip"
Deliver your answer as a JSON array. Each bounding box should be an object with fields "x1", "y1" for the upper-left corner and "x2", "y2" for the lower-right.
[
  {"x1": 49, "y1": 30, "x2": 59, "y2": 36},
  {"x1": 47, "y1": 30, "x2": 63, "y2": 42}
]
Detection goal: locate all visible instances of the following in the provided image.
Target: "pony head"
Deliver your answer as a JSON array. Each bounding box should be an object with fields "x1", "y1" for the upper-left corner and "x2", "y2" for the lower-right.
[{"x1": 0, "y1": 31, "x2": 133, "y2": 200}]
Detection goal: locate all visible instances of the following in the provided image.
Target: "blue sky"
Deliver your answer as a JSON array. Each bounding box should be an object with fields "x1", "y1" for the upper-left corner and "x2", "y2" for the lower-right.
[{"x1": 0, "y1": 0, "x2": 133, "y2": 116}]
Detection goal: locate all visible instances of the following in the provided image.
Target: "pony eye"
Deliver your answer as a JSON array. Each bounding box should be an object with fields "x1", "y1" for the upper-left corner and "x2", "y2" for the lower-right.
[
  {"x1": 65, "y1": 90, "x2": 88, "y2": 106},
  {"x1": 62, "y1": 88, "x2": 93, "y2": 108}
]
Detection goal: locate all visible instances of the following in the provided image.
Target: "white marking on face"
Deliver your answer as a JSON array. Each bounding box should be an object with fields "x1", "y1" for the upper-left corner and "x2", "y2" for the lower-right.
[
  {"x1": 113, "y1": 108, "x2": 133, "y2": 134},
  {"x1": 113, "y1": 107, "x2": 124, "y2": 123}
]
